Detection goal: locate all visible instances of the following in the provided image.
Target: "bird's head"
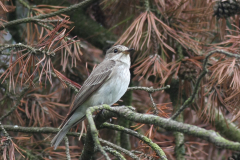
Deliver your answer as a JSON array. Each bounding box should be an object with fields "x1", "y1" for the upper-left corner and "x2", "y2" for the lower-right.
[{"x1": 105, "y1": 45, "x2": 135, "y2": 65}]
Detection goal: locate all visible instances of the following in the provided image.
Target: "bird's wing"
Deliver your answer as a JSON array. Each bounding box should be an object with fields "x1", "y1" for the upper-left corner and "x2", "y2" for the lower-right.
[{"x1": 60, "y1": 60, "x2": 116, "y2": 127}]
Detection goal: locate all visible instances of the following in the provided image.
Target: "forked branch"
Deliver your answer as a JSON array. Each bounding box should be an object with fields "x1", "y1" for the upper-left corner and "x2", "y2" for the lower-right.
[{"x1": 171, "y1": 49, "x2": 240, "y2": 120}]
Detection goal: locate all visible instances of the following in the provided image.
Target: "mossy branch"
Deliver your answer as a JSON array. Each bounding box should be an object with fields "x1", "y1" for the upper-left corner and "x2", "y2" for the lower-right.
[
  {"x1": 100, "y1": 138, "x2": 139, "y2": 160},
  {"x1": 90, "y1": 105, "x2": 240, "y2": 151},
  {"x1": 64, "y1": 137, "x2": 71, "y2": 160},
  {"x1": 2, "y1": 104, "x2": 240, "y2": 159},
  {"x1": 85, "y1": 107, "x2": 111, "y2": 160},
  {"x1": 103, "y1": 146, "x2": 126, "y2": 160},
  {"x1": 0, "y1": 124, "x2": 136, "y2": 158},
  {"x1": 100, "y1": 122, "x2": 167, "y2": 160}
]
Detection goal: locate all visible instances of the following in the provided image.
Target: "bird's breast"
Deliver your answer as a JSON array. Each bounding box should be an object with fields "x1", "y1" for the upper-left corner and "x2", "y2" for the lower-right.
[
  {"x1": 87, "y1": 63, "x2": 130, "y2": 106},
  {"x1": 104, "y1": 64, "x2": 130, "y2": 104}
]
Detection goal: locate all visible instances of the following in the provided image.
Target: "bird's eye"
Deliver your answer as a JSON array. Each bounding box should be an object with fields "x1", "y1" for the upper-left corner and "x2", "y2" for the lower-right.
[{"x1": 114, "y1": 49, "x2": 118, "y2": 53}]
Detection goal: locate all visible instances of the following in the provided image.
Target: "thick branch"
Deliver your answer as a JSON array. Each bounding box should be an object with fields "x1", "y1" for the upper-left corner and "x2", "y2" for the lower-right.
[
  {"x1": 196, "y1": 102, "x2": 240, "y2": 143},
  {"x1": 79, "y1": 109, "x2": 119, "y2": 160},
  {"x1": 2, "y1": 104, "x2": 240, "y2": 158},
  {"x1": 91, "y1": 105, "x2": 240, "y2": 151},
  {"x1": 85, "y1": 107, "x2": 110, "y2": 160}
]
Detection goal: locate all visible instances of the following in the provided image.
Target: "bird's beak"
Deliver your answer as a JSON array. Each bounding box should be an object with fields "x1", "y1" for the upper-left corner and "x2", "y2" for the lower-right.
[{"x1": 123, "y1": 48, "x2": 135, "y2": 54}]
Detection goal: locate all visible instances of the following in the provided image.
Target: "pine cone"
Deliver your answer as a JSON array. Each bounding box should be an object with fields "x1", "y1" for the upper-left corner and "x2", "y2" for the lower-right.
[
  {"x1": 178, "y1": 61, "x2": 200, "y2": 81},
  {"x1": 213, "y1": 0, "x2": 240, "y2": 19},
  {"x1": 87, "y1": 2, "x2": 106, "y2": 27}
]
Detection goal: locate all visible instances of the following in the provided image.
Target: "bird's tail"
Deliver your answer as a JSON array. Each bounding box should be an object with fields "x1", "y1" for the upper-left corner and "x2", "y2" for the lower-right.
[
  {"x1": 51, "y1": 118, "x2": 72, "y2": 150},
  {"x1": 51, "y1": 110, "x2": 86, "y2": 150}
]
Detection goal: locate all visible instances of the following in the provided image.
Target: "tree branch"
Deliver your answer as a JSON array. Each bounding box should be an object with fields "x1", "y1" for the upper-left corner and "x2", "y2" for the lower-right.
[
  {"x1": 103, "y1": 146, "x2": 126, "y2": 160},
  {"x1": 50, "y1": 72, "x2": 79, "y2": 93},
  {"x1": 0, "y1": 125, "x2": 78, "y2": 135},
  {"x1": 0, "y1": 44, "x2": 40, "y2": 54},
  {"x1": 90, "y1": 105, "x2": 240, "y2": 151},
  {"x1": 171, "y1": 49, "x2": 240, "y2": 120},
  {"x1": 0, "y1": 87, "x2": 28, "y2": 121},
  {"x1": 3, "y1": 103, "x2": 240, "y2": 158},
  {"x1": 2, "y1": 105, "x2": 240, "y2": 158},
  {"x1": 0, "y1": 0, "x2": 97, "y2": 30},
  {"x1": 128, "y1": 85, "x2": 170, "y2": 93},
  {"x1": 100, "y1": 122, "x2": 167, "y2": 160},
  {"x1": 100, "y1": 138, "x2": 139, "y2": 160},
  {"x1": 85, "y1": 107, "x2": 111, "y2": 160},
  {"x1": 149, "y1": 92, "x2": 158, "y2": 114},
  {"x1": 196, "y1": 102, "x2": 240, "y2": 143},
  {"x1": 0, "y1": 123, "x2": 139, "y2": 159},
  {"x1": 18, "y1": 0, "x2": 31, "y2": 10},
  {"x1": 64, "y1": 137, "x2": 71, "y2": 160}
]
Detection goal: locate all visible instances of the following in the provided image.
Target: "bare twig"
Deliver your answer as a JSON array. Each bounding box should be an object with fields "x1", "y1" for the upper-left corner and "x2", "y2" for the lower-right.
[
  {"x1": 0, "y1": 122, "x2": 10, "y2": 138},
  {"x1": 50, "y1": 72, "x2": 79, "y2": 93},
  {"x1": 36, "y1": 22, "x2": 82, "y2": 44},
  {"x1": 0, "y1": 122, "x2": 13, "y2": 159},
  {"x1": 34, "y1": 19, "x2": 64, "y2": 23},
  {"x1": 18, "y1": 0, "x2": 31, "y2": 10},
  {"x1": 0, "y1": 95, "x2": 6, "y2": 102},
  {"x1": 128, "y1": 86, "x2": 169, "y2": 114},
  {"x1": 128, "y1": 85, "x2": 170, "y2": 93},
  {"x1": 149, "y1": 93, "x2": 158, "y2": 114},
  {"x1": 0, "y1": 125, "x2": 80, "y2": 136},
  {"x1": 171, "y1": 49, "x2": 240, "y2": 120},
  {"x1": 0, "y1": 44, "x2": 40, "y2": 54},
  {"x1": 64, "y1": 137, "x2": 71, "y2": 160}
]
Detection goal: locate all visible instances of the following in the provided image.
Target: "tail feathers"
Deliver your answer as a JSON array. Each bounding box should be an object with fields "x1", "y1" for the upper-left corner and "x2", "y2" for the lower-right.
[
  {"x1": 51, "y1": 124, "x2": 70, "y2": 150},
  {"x1": 51, "y1": 109, "x2": 87, "y2": 150}
]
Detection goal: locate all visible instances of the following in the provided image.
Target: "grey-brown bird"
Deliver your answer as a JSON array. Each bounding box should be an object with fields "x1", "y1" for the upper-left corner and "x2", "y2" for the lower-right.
[{"x1": 51, "y1": 45, "x2": 134, "y2": 149}]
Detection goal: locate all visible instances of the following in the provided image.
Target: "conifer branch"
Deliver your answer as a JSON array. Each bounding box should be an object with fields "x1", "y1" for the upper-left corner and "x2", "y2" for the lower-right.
[
  {"x1": 0, "y1": 0, "x2": 97, "y2": 30},
  {"x1": 171, "y1": 49, "x2": 240, "y2": 120}
]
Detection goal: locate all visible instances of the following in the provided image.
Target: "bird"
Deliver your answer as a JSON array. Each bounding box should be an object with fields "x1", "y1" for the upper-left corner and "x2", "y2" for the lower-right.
[{"x1": 51, "y1": 45, "x2": 134, "y2": 149}]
